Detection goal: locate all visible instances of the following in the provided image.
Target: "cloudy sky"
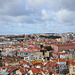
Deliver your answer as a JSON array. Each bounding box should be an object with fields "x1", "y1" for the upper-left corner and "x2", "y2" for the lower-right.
[{"x1": 0, "y1": 0, "x2": 75, "y2": 35}]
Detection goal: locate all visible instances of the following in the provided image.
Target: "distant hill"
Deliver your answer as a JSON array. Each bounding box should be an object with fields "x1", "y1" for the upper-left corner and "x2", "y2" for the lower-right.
[{"x1": 39, "y1": 35, "x2": 61, "y2": 39}]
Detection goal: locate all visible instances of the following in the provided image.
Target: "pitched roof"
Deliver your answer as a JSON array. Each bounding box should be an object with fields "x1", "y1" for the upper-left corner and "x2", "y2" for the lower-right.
[
  {"x1": 19, "y1": 67, "x2": 25, "y2": 73},
  {"x1": 2, "y1": 66, "x2": 8, "y2": 69},
  {"x1": 41, "y1": 49, "x2": 47, "y2": 51},
  {"x1": 72, "y1": 62, "x2": 75, "y2": 66},
  {"x1": 31, "y1": 68, "x2": 39, "y2": 73},
  {"x1": 7, "y1": 67, "x2": 17, "y2": 73},
  {"x1": 42, "y1": 70, "x2": 47, "y2": 74},
  {"x1": 20, "y1": 61, "x2": 29, "y2": 65},
  {"x1": 24, "y1": 51, "x2": 29, "y2": 52}
]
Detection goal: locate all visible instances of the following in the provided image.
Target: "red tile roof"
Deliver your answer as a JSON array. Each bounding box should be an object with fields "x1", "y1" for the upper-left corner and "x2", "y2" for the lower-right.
[
  {"x1": 56, "y1": 63, "x2": 59, "y2": 66},
  {"x1": 31, "y1": 68, "x2": 39, "y2": 73},
  {"x1": 20, "y1": 61, "x2": 29, "y2": 65},
  {"x1": 41, "y1": 49, "x2": 47, "y2": 51},
  {"x1": 7, "y1": 67, "x2": 17, "y2": 73},
  {"x1": 18, "y1": 50, "x2": 22, "y2": 52},
  {"x1": 19, "y1": 67, "x2": 25, "y2": 73},
  {"x1": 2, "y1": 66, "x2": 8, "y2": 69},
  {"x1": 72, "y1": 62, "x2": 75, "y2": 66},
  {"x1": 24, "y1": 51, "x2": 29, "y2": 52},
  {"x1": 42, "y1": 70, "x2": 47, "y2": 74}
]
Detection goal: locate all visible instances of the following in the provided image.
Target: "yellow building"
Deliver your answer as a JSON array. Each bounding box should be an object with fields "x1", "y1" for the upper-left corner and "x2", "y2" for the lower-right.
[
  {"x1": 5, "y1": 61, "x2": 19, "y2": 66},
  {"x1": 45, "y1": 51, "x2": 50, "y2": 57},
  {"x1": 35, "y1": 52, "x2": 43, "y2": 56},
  {"x1": 69, "y1": 64, "x2": 75, "y2": 74}
]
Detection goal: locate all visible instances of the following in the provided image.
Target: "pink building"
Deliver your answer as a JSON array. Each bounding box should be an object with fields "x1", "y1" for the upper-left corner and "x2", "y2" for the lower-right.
[{"x1": 51, "y1": 43, "x2": 75, "y2": 52}]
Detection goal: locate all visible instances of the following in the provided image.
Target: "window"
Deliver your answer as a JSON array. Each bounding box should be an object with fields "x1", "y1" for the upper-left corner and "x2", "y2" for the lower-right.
[
  {"x1": 39, "y1": 57, "x2": 41, "y2": 59},
  {"x1": 26, "y1": 53, "x2": 28, "y2": 55},
  {"x1": 73, "y1": 67, "x2": 75, "y2": 72}
]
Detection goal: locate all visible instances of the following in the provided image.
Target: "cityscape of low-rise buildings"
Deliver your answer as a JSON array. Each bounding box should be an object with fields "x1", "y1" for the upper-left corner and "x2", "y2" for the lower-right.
[
  {"x1": 0, "y1": 32, "x2": 75, "y2": 75},
  {"x1": 0, "y1": 0, "x2": 75, "y2": 75}
]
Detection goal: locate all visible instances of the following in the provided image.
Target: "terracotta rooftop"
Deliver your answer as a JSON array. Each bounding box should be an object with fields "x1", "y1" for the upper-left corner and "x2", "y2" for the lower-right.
[{"x1": 30, "y1": 68, "x2": 39, "y2": 73}]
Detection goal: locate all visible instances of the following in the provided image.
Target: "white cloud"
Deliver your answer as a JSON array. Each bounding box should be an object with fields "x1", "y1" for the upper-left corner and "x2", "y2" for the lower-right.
[
  {"x1": 61, "y1": 0, "x2": 75, "y2": 11},
  {"x1": 41, "y1": 9, "x2": 51, "y2": 22},
  {"x1": 0, "y1": 0, "x2": 75, "y2": 25},
  {"x1": 0, "y1": 0, "x2": 75, "y2": 34},
  {"x1": 18, "y1": 23, "x2": 23, "y2": 27},
  {"x1": 27, "y1": 0, "x2": 75, "y2": 11},
  {"x1": 26, "y1": 0, "x2": 75, "y2": 27},
  {"x1": 55, "y1": 9, "x2": 75, "y2": 23},
  {"x1": 26, "y1": 0, "x2": 46, "y2": 7}
]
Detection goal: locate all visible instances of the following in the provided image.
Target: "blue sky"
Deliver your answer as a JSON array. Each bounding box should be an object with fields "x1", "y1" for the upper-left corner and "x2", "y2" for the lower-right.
[{"x1": 0, "y1": 0, "x2": 75, "y2": 35}]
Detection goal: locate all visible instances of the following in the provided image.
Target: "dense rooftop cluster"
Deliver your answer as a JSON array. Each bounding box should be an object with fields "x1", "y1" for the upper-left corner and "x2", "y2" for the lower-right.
[{"x1": 0, "y1": 32, "x2": 75, "y2": 75}]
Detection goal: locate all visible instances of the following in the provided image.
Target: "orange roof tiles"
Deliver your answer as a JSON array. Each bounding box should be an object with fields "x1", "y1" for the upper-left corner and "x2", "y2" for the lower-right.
[
  {"x1": 70, "y1": 41, "x2": 75, "y2": 43},
  {"x1": 2, "y1": 66, "x2": 8, "y2": 69},
  {"x1": 31, "y1": 68, "x2": 38, "y2": 73},
  {"x1": 52, "y1": 58, "x2": 67, "y2": 62},
  {"x1": 41, "y1": 49, "x2": 47, "y2": 50},
  {"x1": 52, "y1": 58, "x2": 57, "y2": 61},
  {"x1": 42, "y1": 70, "x2": 47, "y2": 74},
  {"x1": 56, "y1": 63, "x2": 59, "y2": 66},
  {"x1": 50, "y1": 51, "x2": 54, "y2": 52},
  {"x1": 7, "y1": 67, "x2": 17, "y2": 73},
  {"x1": 72, "y1": 62, "x2": 75, "y2": 66},
  {"x1": 19, "y1": 67, "x2": 25, "y2": 73},
  {"x1": 32, "y1": 50, "x2": 36, "y2": 52},
  {"x1": 18, "y1": 50, "x2": 22, "y2": 52},
  {"x1": 28, "y1": 49, "x2": 33, "y2": 51},
  {"x1": 2, "y1": 51, "x2": 6, "y2": 53},
  {"x1": 54, "y1": 52, "x2": 64, "y2": 55},
  {"x1": 10, "y1": 51, "x2": 13, "y2": 52},
  {"x1": 24, "y1": 51, "x2": 29, "y2": 52},
  {"x1": 22, "y1": 49, "x2": 25, "y2": 50},
  {"x1": 20, "y1": 61, "x2": 29, "y2": 65},
  {"x1": 57, "y1": 58, "x2": 67, "y2": 62}
]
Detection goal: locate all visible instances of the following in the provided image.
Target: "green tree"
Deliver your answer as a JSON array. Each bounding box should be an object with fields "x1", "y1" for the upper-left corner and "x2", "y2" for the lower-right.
[
  {"x1": 44, "y1": 46, "x2": 53, "y2": 51},
  {"x1": 40, "y1": 44, "x2": 43, "y2": 49}
]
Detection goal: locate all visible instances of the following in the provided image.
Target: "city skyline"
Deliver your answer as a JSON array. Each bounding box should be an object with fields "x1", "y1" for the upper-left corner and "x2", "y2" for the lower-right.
[{"x1": 0, "y1": 0, "x2": 75, "y2": 35}]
